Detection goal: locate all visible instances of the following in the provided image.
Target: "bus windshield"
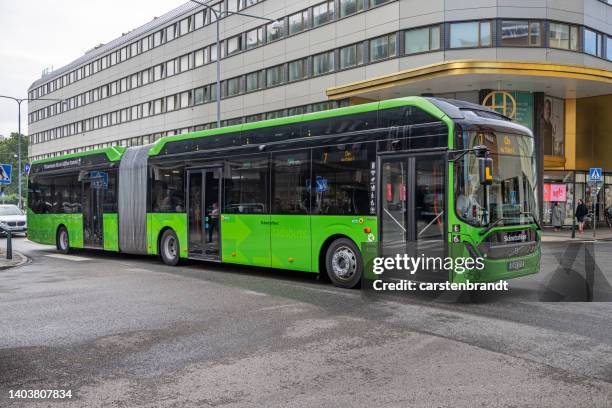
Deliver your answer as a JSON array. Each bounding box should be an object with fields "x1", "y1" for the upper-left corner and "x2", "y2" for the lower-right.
[{"x1": 455, "y1": 130, "x2": 538, "y2": 228}]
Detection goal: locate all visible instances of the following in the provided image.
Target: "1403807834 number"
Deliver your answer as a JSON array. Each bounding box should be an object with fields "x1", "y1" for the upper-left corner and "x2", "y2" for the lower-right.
[{"x1": 9, "y1": 389, "x2": 73, "y2": 399}]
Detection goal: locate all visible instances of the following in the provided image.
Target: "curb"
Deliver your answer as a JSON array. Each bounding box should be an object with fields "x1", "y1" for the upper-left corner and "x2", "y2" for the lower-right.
[{"x1": 0, "y1": 251, "x2": 30, "y2": 270}]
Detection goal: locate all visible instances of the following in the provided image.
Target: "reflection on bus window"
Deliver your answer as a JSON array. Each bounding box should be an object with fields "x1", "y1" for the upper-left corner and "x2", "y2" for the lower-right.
[{"x1": 150, "y1": 165, "x2": 185, "y2": 212}]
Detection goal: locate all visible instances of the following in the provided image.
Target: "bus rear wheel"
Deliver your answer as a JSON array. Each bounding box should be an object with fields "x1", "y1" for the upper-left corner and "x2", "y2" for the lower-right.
[
  {"x1": 56, "y1": 226, "x2": 69, "y2": 254},
  {"x1": 325, "y1": 238, "x2": 362, "y2": 289},
  {"x1": 160, "y1": 229, "x2": 180, "y2": 266}
]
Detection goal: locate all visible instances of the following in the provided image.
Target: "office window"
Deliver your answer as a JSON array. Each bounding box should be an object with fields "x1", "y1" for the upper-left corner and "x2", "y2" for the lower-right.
[
  {"x1": 272, "y1": 151, "x2": 310, "y2": 214},
  {"x1": 166, "y1": 24, "x2": 176, "y2": 42},
  {"x1": 210, "y1": 44, "x2": 218, "y2": 61},
  {"x1": 224, "y1": 156, "x2": 269, "y2": 214},
  {"x1": 153, "y1": 99, "x2": 163, "y2": 115},
  {"x1": 584, "y1": 28, "x2": 603, "y2": 57},
  {"x1": 370, "y1": 0, "x2": 391, "y2": 5},
  {"x1": 110, "y1": 112, "x2": 117, "y2": 125},
  {"x1": 153, "y1": 30, "x2": 163, "y2": 47},
  {"x1": 141, "y1": 36, "x2": 150, "y2": 52},
  {"x1": 339, "y1": 43, "x2": 364, "y2": 69},
  {"x1": 288, "y1": 58, "x2": 308, "y2": 81},
  {"x1": 131, "y1": 73, "x2": 138, "y2": 88},
  {"x1": 246, "y1": 27, "x2": 263, "y2": 49},
  {"x1": 370, "y1": 33, "x2": 396, "y2": 61},
  {"x1": 226, "y1": 77, "x2": 241, "y2": 97},
  {"x1": 130, "y1": 42, "x2": 139, "y2": 57},
  {"x1": 166, "y1": 95, "x2": 176, "y2": 111},
  {"x1": 500, "y1": 20, "x2": 541, "y2": 47},
  {"x1": 266, "y1": 64, "x2": 284, "y2": 86},
  {"x1": 141, "y1": 69, "x2": 150, "y2": 85},
  {"x1": 180, "y1": 91, "x2": 191, "y2": 108},
  {"x1": 153, "y1": 64, "x2": 163, "y2": 81},
  {"x1": 549, "y1": 22, "x2": 579, "y2": 51},
  {"x1": 120, "y1": 77, "x2": 128, "y2": 92},
  {"x1": 179, "y1": 54, "x2": 189, "y2": 72},
  {"x1": 313, "y1": 1, "x2": 334, "y2": 27},
  {"x1": 450, "y1": 21, "x2": 491, "y2": 48},
  {"x1": 120, "y1": 47, "x2": 127, "y2": 62},
  {"x1": 120, "y1": 108, "x2": 129, "y2": 122},
  {"x1": 339, "y1": 0, "x2": 363, "y2": 18},
  {"x1": 194, "y1": 49, "x2": 205, "y2": 66},
  {"x1": 608, "y1": 36, "x2": 612, "y2": 61},
  {"x1": 166, "y1": 60, "x2": 176, "y2": 76},
  {"x1": 142, "y1": 102, "x2": 151, "y2": 118},
  {"x1": 194, "y1": 87, "x2": 205, "y2": 104},
  {"x1": 313, "y1": 51, "x2": 334, "y2": 75},
  {"x1": 194, "y1": 11, "x2": 204, "y2": 29},
  {"x1": 246, "y1": 71, "x2": 262, "y2": 91},
  {"x1": 227, "y1": 35, "x2": 242, "y2": 55},
  {"x1": 405, "y1": 25, "x2": 440, "y2": 54},
  {"x1": 289, "y1": 10, "x2": 309, "y2": 34},
  {"x1": 179, "y1": 17, "x2": 190, "y2": 36},
  {"x1": 228, "y1": 0, "x2": 239, "y2": 12},
  {"x1": 267, "y1": 21, "x2": 283, "y2": 42}
]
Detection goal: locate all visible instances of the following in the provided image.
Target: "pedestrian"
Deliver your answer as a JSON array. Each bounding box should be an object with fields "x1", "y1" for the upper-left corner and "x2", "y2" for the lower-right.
[
  {"x1": 576, "y1": 199, "x2": 588, "y2": 234},
  {"x1": 551, "y1": 202, "x2": 563, "y2": 232}
]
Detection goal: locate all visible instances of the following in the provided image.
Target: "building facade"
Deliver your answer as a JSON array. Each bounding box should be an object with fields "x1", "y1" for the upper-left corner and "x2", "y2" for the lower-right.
[{"x1": 27, "y1": 0, "x2": 612, "y2": 224}]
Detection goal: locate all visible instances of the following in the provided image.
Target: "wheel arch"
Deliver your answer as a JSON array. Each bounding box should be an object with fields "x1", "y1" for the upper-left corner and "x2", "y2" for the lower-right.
[{"x1": 157, "y1": 226, "x2": 176, "y2": 257}]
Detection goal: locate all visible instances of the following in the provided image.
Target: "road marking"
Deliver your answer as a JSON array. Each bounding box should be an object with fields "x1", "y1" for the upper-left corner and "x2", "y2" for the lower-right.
[{"x1": 45, "y1": 254, "x2": 94, "y2": 262}]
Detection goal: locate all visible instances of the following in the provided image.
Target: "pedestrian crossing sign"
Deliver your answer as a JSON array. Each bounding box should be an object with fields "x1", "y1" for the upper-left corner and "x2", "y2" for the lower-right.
[{"x1": 588, "y1": 167, "x2": 602, "y2": 182}]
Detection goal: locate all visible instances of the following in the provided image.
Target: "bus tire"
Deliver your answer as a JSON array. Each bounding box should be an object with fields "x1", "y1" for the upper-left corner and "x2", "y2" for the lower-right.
[
  {"x1": 160, "y1": 229, "x2": 180, "y2": 266},
  {"x1": 56, "y1": 226, "x2": 70, "y2": 254},
  {"x1": 325, "y1": 238, "x2": 362, "y2": 289}
]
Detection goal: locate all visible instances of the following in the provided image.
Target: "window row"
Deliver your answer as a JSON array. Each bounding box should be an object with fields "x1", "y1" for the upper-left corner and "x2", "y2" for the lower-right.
[
  {"x1": 29, "y1": 0, "x2": 395, "y2": 101},
  {"x1": 29, "y1": 99, "x2": 346, "y2": 151}
]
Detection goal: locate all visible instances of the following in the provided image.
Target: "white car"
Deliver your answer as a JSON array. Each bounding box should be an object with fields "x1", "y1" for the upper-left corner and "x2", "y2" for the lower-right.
[{"x1": 0, "y1": 205, "x2": 27, "y2": 235}]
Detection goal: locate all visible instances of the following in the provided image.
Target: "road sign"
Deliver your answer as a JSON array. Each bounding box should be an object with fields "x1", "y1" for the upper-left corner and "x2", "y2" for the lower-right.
[
  {"x1": 24, "y1": 163, "x2": 30, "y2": 175},
  {"x1": 0, "y1": 164, "x2": 12, "y2": 185},
  {"x1": 588, "y1": 167, "x2": 602, "y2": 182},
  {"x1": 90, "y1": 171, "x2": 108, "y2": 189}
]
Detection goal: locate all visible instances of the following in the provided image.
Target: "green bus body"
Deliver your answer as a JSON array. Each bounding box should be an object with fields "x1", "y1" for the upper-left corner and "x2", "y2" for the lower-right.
[{"x1": 27, "y1": 97, "x2": 540, "y2": 283}]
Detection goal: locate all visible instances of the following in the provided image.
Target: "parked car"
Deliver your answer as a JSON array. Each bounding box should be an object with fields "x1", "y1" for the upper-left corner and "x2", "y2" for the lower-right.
[{"x1": 0, "y1": 204, "x2": 27, "y2": 235}]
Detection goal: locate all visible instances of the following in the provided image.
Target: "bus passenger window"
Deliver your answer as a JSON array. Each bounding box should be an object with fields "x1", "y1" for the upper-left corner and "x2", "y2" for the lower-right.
[
  {"x1": 150, "y1": 165, "x2": 185, "y2": 213},
  {"x1": 272, "y1": 152, "x2": 310, "y2": 214},
  {"x1": 223, "y1": 156, "x2": 268, "y2": 214}
]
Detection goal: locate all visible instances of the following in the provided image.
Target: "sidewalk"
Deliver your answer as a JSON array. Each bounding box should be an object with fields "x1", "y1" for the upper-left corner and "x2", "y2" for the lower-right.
[
  {"x1": 541, "y1": 226, "x2": 612, "y2": 242},
  {"x1": 0, "y1": 248, "x2": 28, "y2": 269}
]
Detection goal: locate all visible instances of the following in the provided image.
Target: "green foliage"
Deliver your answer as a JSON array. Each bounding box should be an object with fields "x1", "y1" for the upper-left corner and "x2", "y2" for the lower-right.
[{"x1": 0, "y1": 133, "x2": 28, "y2": 204}]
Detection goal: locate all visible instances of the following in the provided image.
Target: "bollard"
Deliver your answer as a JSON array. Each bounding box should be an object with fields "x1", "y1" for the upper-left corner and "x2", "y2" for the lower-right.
[{"x1": 6, "y1": 229, "x2": 12, "y2": 260}]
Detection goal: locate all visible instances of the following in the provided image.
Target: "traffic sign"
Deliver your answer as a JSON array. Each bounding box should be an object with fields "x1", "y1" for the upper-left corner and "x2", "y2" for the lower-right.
[
  {"x1": 24, "y1": 163, "x2": 30, "y2": 175},
  {"x1": 0, "y1": 164, "x2": 12, "y2": 185},
  {"x1": 588, "y1": 167, "x2": 602, "y2": 182}
]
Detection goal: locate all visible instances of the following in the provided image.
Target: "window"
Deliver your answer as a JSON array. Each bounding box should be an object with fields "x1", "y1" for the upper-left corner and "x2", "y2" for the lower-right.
[
  {"x1": 153, "y1": 30, "x2": 163, "y2": 47},
  {"x1": 226, "y1": 77, "x2": 241, "y2": 97},
  {"x1": 180, "y1": 91, "x2": 191, "y2": 108},
  {"x1": 549, "y1": 22, "x2": 579, "y2": 51},
  {"x1": 131, "y1": 73, "x2": 138, "y2": 88},
  {"x1": 370, "y1": 0, "x2": 391, "y2": 5},
  {"x1": 313, "y1": 1, "x2": 334, "y2": 27},
  {"x1": 194, "y1": 49, "x2": 205, "y2": 66},
  {"x1": 339, "y1": 43, "x2": 364, "y2": 68},
  {"x1": 210, "y1": 44, "x2": 218, "y2": 61},
  {"x1": 153, "y1": 64, "x2": 164, "y2": 81},
  {"x1": 130, "y1": 42, "x2": 139, "y2": 57},
  {"x1": 272, "y1": 151, "x2": 310, "y2": 214},
  {"x1": 194, "y1": 87, "x2": 205, "y2": 104},
  {"x1": 153, "y1": 98, "x2": 163, "y2": 115},
  {"x1": 584, "y1": 28, "x2": 603, "y2": 57},
  {"x1": 224, "y1": 156, "x2": 268, "y2": 214},
  {"x1": 450, "y1": 21, "x2": 491, "y2": 48},
  {"x1": 500, "y1": 20, "x2": 541, "y2": 47},
  {"x1": 369, "y1": 34, "x2": 396, "y2": 61},
  {"x1": 289, "y1": 10, "x2": 309, "y2": 34},
  {"x1": 166, "y1": 24, "x2": 176, "y2": 42},
  {"x1": 179, "y1": 17, "x2": 190, "y2": 36},
  {"x1": 246, "y1": 27, "x2": 263, "y2": 49},
  {"x1": 405, "y1": 25, "x2": 441, "y2": 54},
  {"x1": 120, "y1": 47, "x2": 127, "y2": 62},
  {"x1": 142, "y1": 102, "x2": 151, "y2": 118},
  {"x1": 607, "y1": 36, "x2": 612, "y2": 61},
  {"x1": 313, "y1": 51, "x2": 334, "y2": 75},
  {"x1": 339, "y1": 0, "x2": 363, "y2": 17},
  {"x1": 312, "y1": 143, "x2": 375, "y2": 215},
  {"x1": 266, "y1": 21, "x2": 283, "y2": 42},
  {"x1": 228, "y1": 0, "x2": 239, "y2": 12},
  {"x1": 166, "y1": 95, "x2": 176, "y2": 111},
  {"x1": 266, "y1": 64, "x2": 284, "y2": 86},
  {"x1": 166, "y1": 59, "x2": 176, "y2": 77},
  {"x1": 141, "y1": 69, "x2": 150, "y2": 85},
  {"x1": 227, "y1": 35, "x2": 242, "y2": 55},
  {"x1": 246, "y1": 71, "x2": 262, "y2": 91},
  {"x1": 180, "y1": 54, "x2": 190, "y2": 72},
  {"x1": 194, "y1": 11, "x2": 204, "y2": 29},
  {"x1": 288, "y1": 58, "x2": 308, "y2": 81},
  {"x1": 141, "y1": 36, "x2": 150, "y2": 52},
  {"x1": 150, "y1": 165, "x2": 185, "y2": 213}
]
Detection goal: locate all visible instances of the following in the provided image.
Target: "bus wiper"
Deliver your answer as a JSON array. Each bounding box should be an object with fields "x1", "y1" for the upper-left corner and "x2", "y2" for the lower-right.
[
  {"x1": 479, "y1": 218, "x2": 510, "y2": 236},
  {"x1": 520, "y1": 212, "x2": 542, "y2": 231}
]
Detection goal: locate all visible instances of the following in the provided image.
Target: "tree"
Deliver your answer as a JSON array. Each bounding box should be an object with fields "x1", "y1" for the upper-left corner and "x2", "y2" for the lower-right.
[{"x1": 0, "y1": 133, "x2": 28, "y2": 205}]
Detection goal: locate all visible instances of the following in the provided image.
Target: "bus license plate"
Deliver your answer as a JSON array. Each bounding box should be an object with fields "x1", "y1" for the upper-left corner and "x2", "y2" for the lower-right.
[{"x1": 507, "y1": 260, "x2": 525, "y2": 271}]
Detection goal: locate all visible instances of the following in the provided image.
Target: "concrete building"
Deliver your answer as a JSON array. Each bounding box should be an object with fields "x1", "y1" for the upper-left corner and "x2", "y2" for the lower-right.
[{"x1": 27, "y1": 0, "x2": 612, "y2": 224}]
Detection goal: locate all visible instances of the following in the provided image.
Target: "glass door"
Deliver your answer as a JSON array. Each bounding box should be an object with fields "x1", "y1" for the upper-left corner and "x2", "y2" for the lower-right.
[
  {"x1": 379, "y1": 153, "x2": 446, "y2": 281},
  {"x1": 187, "y1": 168, "x2": 222, "y2": 259},
  {"x1": 82, "y1": 174, "x2": 104, "y2": 248}
]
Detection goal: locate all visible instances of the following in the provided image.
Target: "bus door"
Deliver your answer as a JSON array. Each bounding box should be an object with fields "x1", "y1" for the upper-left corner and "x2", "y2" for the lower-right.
[
  {"x1": 379, "y1": 153, "x2": 446, "y2": 282},
  {"x1": 82, "y1": 171, "x2": 105, "y2": 248},
  {"x1": 187, "y1": 168, "x2": 222, "y2": 260}
]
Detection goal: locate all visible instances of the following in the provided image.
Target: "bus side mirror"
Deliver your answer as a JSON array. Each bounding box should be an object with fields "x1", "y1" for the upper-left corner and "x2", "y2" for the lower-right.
[{"x1": 479, "y1": 157, "x2": 493, "y2": 186}]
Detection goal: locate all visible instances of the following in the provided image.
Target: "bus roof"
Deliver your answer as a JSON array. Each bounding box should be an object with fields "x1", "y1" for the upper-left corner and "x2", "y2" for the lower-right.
[
  {"x1": 147, "y1": 96, "x2": 453, "y2": 157},
  {"x1": 31, "y1": 146, "x2": 126, "y2": 167}
]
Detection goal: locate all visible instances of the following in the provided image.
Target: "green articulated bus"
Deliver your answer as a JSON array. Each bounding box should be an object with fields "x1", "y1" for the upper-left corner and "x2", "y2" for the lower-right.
[{"x1": 27, "y1": 97, "x2": 540, "y2": 288}]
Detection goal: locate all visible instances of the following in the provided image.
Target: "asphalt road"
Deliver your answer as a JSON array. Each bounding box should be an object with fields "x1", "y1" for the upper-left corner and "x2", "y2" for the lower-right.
[{"x1": 0, "y1": 237, "x2": 611, "y2": 407}]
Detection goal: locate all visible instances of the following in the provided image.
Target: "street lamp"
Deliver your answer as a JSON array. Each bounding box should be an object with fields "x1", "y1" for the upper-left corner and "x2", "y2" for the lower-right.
[
  {"x1": 0, "y1": 95, "x2": 68, "y2": 209},
  {"x1": 188, "y1": 0, "x2": 282, "y2": 128}
]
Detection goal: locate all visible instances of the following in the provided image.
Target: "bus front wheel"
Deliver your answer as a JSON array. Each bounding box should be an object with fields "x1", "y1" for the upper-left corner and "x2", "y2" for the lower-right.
[
  {"x1": 160, "y1": 229, "x2": 180, "y2": 266},
  {"x1": 56, "y1": 226, "x2": 69, "y2": 254},
  {"x1": 325, "y1": 238, "x2": 362, "y2": 289}
]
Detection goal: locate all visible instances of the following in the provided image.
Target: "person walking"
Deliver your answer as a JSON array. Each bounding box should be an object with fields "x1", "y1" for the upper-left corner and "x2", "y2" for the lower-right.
[
  {"x1": 551, "y1": 202, "x2": 563, "y2": 232},
  {"x1": 576, "y1": 199, "x2": 588, "y2": 234}
]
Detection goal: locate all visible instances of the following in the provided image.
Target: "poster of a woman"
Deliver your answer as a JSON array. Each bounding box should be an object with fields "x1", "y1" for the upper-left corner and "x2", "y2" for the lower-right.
[{"x1": 540, "y1": 96, "x2": 565, "y2": 156}]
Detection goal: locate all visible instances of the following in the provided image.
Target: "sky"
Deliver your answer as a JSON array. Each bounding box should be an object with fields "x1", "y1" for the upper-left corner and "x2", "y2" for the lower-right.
[{"x1": 0, "y1": 0, "x2": 187, "y2": 138}]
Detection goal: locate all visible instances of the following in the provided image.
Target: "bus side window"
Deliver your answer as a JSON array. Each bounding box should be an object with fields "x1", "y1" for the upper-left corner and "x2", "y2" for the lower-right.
[{"x1": 150, "y1": 165, "x2": 185, "y2": 213}]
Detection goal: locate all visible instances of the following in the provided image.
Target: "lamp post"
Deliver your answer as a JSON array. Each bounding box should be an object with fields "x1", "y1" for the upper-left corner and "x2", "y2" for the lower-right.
[
  {"x1": 0, "y1": 95, "x2": 67, "y2": 208},
  {"x1": 188, "y1": 0, "x2": 282, "y2": 128}
]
